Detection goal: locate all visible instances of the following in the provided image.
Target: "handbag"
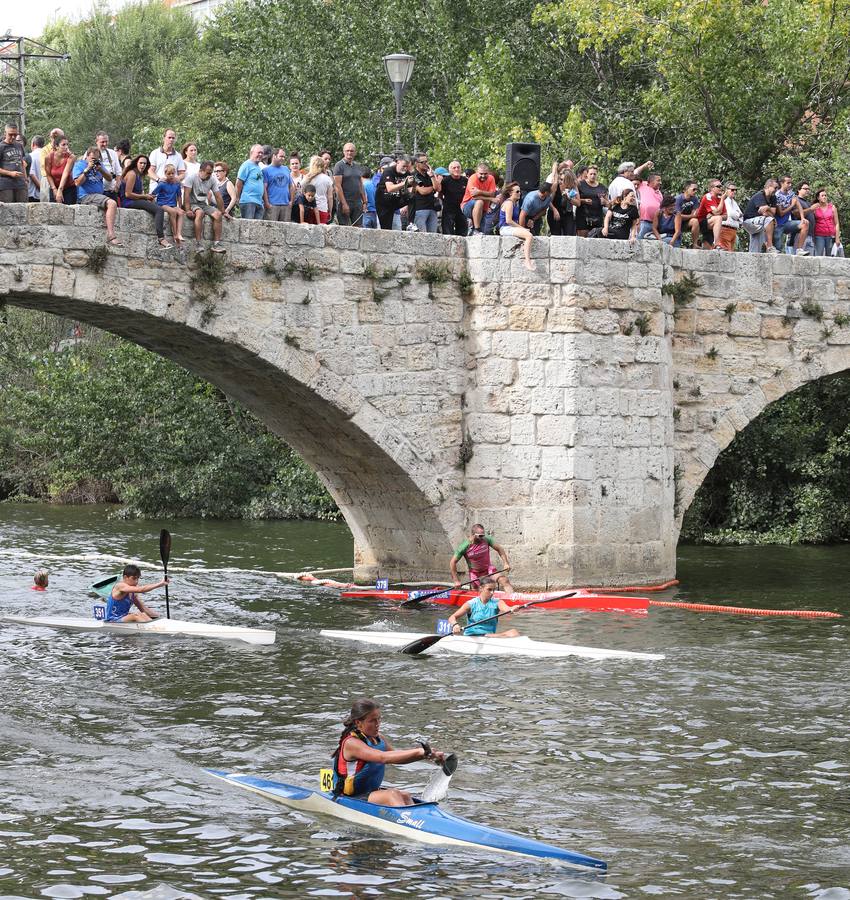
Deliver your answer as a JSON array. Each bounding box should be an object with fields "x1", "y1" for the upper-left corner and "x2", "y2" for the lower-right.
[{"x1": 831, "y1": 242, "x2": 844, "y2": 258}]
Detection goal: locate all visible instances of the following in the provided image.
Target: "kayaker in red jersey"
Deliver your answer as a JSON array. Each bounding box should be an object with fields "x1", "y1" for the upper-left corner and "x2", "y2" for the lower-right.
[
  {"x1": 332, "y1": 698, "x2": 446, "y2": 807},
  {"x1": 31, "y1": 570, "x2": 49, "y2": 591},
  {"x1": 450, "y1": 524, "x2": 514, "y2": 592}
]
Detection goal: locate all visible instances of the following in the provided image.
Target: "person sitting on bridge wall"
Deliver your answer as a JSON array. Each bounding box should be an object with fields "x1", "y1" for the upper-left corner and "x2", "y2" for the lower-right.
[{"x1": 72, "y1": 146, "x2": 121, "y2": 245}]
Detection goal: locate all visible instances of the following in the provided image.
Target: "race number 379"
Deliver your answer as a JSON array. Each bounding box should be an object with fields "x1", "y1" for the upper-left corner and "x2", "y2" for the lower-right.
[{"x1": 319, "y1": 768, "x2": 334, "y2": 792}]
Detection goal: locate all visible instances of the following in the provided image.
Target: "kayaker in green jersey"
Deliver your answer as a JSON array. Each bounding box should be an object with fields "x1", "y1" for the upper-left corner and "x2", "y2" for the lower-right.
[
  {"x1": 446, "y1": 579, "x2": 519, "y2": 639},
  {"x1": 450, "y1": 523, "x2": 514, "y2": 592}
]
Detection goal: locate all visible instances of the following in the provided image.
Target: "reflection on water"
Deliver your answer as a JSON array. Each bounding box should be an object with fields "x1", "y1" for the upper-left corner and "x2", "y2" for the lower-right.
[{"x1": 0, "y1": 506, "x2": 848, "y2": 898}]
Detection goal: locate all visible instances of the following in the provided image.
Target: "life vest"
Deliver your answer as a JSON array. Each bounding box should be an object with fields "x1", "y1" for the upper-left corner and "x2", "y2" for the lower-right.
[{"x1": 331, "y1": 728, "x2": 386, "y2": 798}]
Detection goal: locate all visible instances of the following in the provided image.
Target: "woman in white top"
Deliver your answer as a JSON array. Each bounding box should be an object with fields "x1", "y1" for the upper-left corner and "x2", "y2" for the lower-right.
[
  {"x1": 713, "y1": 182, "x2": 743, "y2": 249},
  {"x1": 182, "y1": 142, "x2": 200, "y2": 179},
  {"x1": 304, "y1": 155, "x2": 334, "y2": 224}
]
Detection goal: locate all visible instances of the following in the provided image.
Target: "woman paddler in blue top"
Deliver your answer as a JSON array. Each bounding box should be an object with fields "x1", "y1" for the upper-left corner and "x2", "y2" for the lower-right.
[
  {"x1": 332, "y1": 698, "x2": 446, "y2": 807},
  {"x1": 105, "y1": 564, "x2": 168, "y2": 623},
  {"x1": 446, "y1": 578, "x2": 519, "y2": 639}
]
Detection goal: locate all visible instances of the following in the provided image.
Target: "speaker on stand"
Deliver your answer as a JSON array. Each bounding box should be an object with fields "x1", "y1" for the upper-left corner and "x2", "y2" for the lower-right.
[{"x1": 505, "y1": 142, "x2": 541, "y2": 193}]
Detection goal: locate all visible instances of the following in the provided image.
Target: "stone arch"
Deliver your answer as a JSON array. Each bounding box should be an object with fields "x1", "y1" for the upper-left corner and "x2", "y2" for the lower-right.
[
  {"x1": 2, "y1": 206, "x2": 468, "y2": 581},
  {"x1": 676, "y1": 345, "x2": 850, "y2": 525}
]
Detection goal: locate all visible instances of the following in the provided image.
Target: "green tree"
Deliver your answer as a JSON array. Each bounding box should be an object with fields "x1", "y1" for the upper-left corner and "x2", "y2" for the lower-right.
[
  {"x1": 0, "y1": 310, "x2": 338, "y2": 520},
  {"x1": 535, "y1": 0, "x2": 850, "y2": 184},
  {"x1": 25, "y1": 1, "x2": 202, "y2": 153}
]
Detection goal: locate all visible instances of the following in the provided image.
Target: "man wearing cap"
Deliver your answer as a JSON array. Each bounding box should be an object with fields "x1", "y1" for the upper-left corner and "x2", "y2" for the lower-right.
[{"x1": 437, "y1": 160, "x2": 468, "y2": 236}]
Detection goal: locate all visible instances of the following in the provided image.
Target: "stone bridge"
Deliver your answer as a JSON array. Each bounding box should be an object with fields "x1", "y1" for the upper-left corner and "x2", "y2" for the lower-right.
[{"x1": 2, "y1": 202, "x2": 849, "y2": 587}]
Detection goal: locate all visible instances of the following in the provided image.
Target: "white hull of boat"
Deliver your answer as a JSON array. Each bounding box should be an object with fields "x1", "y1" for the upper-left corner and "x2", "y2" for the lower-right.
[
  {"x1": 1, "y1": 615, "x2": 275, "y2": 646},
  {"x1": 320, "y1": 629, "x2": 663, "y2": 660}
]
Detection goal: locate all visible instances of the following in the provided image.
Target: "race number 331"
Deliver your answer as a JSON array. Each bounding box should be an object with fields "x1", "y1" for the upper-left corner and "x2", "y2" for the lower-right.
[{"x1": 319, "y1": 768, "x2": 334, "y2": 792}]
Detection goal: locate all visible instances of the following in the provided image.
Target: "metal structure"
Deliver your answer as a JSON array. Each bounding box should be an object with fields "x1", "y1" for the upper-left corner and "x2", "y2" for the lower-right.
[
  {"x1": 0, "y1": 34, "x2": 69, "y2": 136},
  {"x1": 382, "y1": 52, "x2": 415, "y2": 155}
]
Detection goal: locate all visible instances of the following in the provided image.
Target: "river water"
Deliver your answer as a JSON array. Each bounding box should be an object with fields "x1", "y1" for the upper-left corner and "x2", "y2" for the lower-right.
[{"x1": 0, "y1": 505, "x2": 847, "y2": 899}]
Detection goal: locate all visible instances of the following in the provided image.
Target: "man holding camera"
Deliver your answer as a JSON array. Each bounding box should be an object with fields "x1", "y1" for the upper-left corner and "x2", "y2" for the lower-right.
[
  {"x1": 72, "y1": 146, "x2": 121, "y2": 245},
  {"x1": 376, "y1": 155, "x2": 413, "y2": 230}
]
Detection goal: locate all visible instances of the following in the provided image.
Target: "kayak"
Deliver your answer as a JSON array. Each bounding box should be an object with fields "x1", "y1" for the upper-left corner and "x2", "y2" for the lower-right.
[
  {"x1": 320, "y1": 629, "x2": 664, "y2": 660},
  {"x1": 340, "y1": 587, "x2": 649, "y2": 613},
  {"x1": 1, "y1": 614, "x2": 276, "y2": 646},
  {"x1": 205, "y1": 769, "x2": 607, "y2": 870}
]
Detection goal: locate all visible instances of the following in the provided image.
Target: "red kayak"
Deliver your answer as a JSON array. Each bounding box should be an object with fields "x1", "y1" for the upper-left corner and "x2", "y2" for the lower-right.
[{"x1": 339, "y1": 587, "x2": 649, "y2": 613}]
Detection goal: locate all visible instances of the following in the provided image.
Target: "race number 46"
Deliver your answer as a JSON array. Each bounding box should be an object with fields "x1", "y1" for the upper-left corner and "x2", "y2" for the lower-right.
[{"x1": 319, "y1": 768, "x2": 334, "y2": 792}]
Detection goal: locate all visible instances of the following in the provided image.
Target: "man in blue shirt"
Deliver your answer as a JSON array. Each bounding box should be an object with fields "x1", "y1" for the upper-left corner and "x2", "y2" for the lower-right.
[
  {"x1": 235, "y1": 144, "x2": 265, "y2": 220},
  {"x1": 263, "y1": 147, "x2": 294, "y2": 222},
  {"x1": 72, "y1": 145, "x2": 121, "y2": 244},
  {"x1": 518, "y1": 182, "x2": 553, "y2": 235},
  {"x1": 361, "y1": 169, "x2": 378, "y2": 228}
]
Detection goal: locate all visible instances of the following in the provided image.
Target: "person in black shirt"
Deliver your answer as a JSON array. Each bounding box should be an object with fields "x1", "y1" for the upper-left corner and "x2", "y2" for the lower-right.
[
  {"x1": 411, "y1": 152, "x2": 439, "y2": 232},
  {"x1": 576, "y1": 165, "x2": 608, "y2": 236},
  {"x1": 376, "y1": 156, "x2": 413, "y2": 230},
  {"x1": 603, "y1": 188, "x2": 639, "y2": 242},
  {"x1": 742, "y1": 178, "x2": 780, "y2": 253},
  {"x1": 294, "y1": 183, "x2": 319, "y2": 224},
  {"x1": 439, "y1": 160, "x2": 468, "y2": 235}
]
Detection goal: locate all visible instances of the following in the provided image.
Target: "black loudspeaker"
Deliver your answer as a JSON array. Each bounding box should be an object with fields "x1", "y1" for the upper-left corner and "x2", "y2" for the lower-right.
[{"x1": 506, "y1": 142, "x2": 541, "y2": 192}]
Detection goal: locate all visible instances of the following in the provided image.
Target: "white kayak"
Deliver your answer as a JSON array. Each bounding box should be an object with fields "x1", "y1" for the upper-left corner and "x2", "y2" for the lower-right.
[
  {"x1": 1, "y1": 614, "x2": 275, "y2": 646},
  {"x1": 320, "y1": 629, "x2": 663, "y2": 660}
]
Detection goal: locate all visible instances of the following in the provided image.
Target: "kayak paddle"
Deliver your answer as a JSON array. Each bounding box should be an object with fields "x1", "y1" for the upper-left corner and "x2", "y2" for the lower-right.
[
  {"x1": 399, "y1": 568, "x2": 508, "y2": 608},
  {"x1": 159, "y1": 528, "x2": 171, "y2": 619},
  {"x1": 398, "y1": 591, "x2": 578, "y2": 655},
  {"x1": 420, "y1": 752, "x2": 458, "y2": 803}
]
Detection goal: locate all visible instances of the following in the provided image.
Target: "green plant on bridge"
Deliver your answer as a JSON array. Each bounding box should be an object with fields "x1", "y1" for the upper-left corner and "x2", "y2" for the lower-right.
[
  {"x1": 801, "y1": 299, "x2": 825, "y2": 321},
  {"x1": 834, "y1": 313, "x2": 850, "y2": 328},
  {"x1": 86, "y1": 246, "x2": 109, "y2": 274},
  {"x1": 706, "y1": 346, "x2": 719, "y2": 360},
  {"x1": 634, "y1": 313, "x2": 651, "y2": 337},
  {"x1": 724, "y1": 303, "x2": 736, "y2": 321},
  {"x1": 190, "y1": 251, "x2": 228, "y2": 326},
  {"x1": 661, "y1": 272, "x2": 700, "y2": 308}
]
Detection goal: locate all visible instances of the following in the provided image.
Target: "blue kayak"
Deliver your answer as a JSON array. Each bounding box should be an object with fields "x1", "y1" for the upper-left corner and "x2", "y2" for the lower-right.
[{"x1": 206, "y1": 769, "x2": 607, "y2": 871}]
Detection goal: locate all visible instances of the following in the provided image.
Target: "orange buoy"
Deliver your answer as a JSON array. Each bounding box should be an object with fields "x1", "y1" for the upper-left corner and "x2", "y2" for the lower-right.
[
  {"x1": 647, "y1": 600, "x2": 842, "y2": 618},
  {"x1": 583, "y1": 579, "x2": 680, "y2": 593}
]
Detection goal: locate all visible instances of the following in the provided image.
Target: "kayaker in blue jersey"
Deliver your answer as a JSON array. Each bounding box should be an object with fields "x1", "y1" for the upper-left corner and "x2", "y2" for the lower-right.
[
  {"x1": 105, "y1": 564, "x2": 168, "y2": 623},
  {"x1": 333, "y1": 698, "x2": 446, "y2": 807},
  {"x1": 446, "y1": 578, "x2": 519, "y2": 639}
]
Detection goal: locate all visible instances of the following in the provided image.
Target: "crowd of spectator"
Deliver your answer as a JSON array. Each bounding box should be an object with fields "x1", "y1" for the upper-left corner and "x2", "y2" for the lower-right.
[{"x1": 0, "y1": 122, "x2": 844, "y2": 261}]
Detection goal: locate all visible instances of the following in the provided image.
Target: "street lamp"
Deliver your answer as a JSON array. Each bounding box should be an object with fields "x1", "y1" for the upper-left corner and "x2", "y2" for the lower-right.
[{"x1": 382, "y1": 52, "x2": 415, "y2": 154}]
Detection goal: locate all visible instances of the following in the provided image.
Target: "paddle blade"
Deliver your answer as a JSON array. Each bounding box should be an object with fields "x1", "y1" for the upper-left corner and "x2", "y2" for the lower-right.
[
  {"x1": 399, "y1": 633, "x2": 444, "y2": 655},
  {"x1": 159, "y1": 529, "x2": 172, "y2": 567},
  {"x1": 419, "y1": 753, "x2": 458, "y2": 803}
]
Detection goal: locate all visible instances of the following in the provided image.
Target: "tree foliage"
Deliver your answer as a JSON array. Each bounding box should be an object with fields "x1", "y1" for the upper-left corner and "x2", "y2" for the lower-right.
[
  {"x1": 0, "y1": 310, "x2": 338, "y2": 521},
  {"x1": 25, "y1": 1, "x2": 201, "y2": 153},
  {"x1": 682, "y1": 374, "x2": 850, "y2": 544}
]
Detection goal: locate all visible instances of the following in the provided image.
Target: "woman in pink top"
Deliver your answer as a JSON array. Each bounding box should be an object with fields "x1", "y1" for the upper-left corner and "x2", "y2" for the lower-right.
[
  {"x1": 810, "y1": 189, "x2": 841, "y2": 256},
  {"x1": 637, "y1": 173, "x2": 663, "y2": 240}
]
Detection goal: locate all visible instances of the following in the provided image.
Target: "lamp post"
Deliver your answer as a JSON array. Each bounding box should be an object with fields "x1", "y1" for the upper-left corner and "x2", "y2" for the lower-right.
[{"x1": 382, "y1": 52, "x2": 415, "y2": 155}]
